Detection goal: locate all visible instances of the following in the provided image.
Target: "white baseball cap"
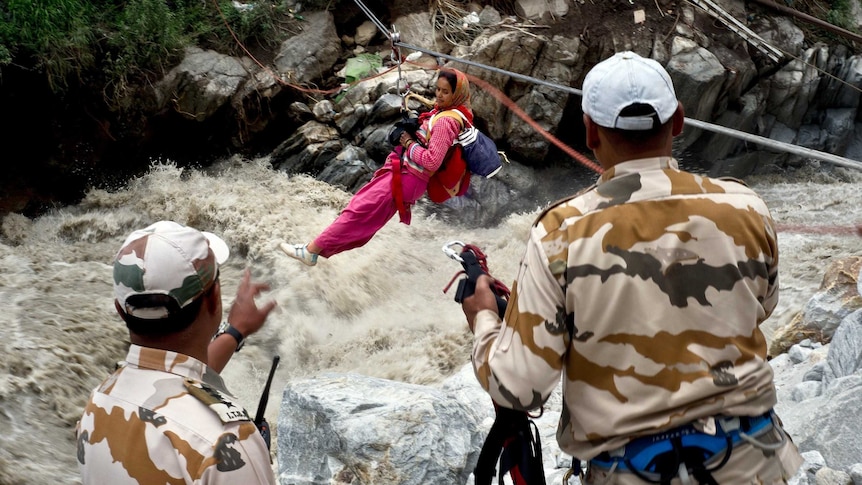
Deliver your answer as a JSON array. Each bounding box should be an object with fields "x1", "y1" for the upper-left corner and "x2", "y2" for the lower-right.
[{"x1": 581, "y1": 51, "x2": 679, "y2": 131}]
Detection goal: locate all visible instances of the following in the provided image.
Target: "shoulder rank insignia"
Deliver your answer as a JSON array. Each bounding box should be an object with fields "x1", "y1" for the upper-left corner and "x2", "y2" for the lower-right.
[{"x1": 184, "y1": 379, "x2": 252, "y2": 424}]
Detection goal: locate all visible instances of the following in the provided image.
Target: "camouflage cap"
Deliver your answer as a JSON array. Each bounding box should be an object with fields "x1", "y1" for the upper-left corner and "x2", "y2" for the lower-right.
[{"x1": 113, "y1": 221, "x2": 229, "y2": 319}]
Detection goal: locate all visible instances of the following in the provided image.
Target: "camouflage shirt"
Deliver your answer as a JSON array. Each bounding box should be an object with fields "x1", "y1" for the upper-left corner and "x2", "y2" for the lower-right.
[
  {"x1": 472, "y1": 157, "x2": 780, "y2": 460},
  {"x1": 76, "y1": 345, "x2": 276, "y2": 484}
]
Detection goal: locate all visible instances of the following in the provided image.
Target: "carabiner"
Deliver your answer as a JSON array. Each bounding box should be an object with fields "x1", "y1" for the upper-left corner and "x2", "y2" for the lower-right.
[
  {"x1": 390, "y1": 26, "x2": 410, "y2": 97},
  {"x1": 442, "y1": 240, "x2": 466, "y2": 262}
]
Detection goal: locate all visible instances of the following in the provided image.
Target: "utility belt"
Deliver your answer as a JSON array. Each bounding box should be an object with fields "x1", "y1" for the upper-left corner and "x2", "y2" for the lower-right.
[{"x1": 586, "y1": 410, "x2": 783, "y2": 485}]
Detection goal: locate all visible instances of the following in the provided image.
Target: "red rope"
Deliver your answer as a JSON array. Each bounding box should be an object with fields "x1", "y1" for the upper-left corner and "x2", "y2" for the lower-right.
[
  {"x1": 403, "y1": 60, "x2": 603, "y2": 175},
  {"x1": 442, "y1": 244, "x2": 511, "y2": 299},
  {"x1": 462, "y1": 243, "x2": 511, "y2": 299},
  {"x1": 462, "y1": 72, "x2": 604, "y2": 175}
]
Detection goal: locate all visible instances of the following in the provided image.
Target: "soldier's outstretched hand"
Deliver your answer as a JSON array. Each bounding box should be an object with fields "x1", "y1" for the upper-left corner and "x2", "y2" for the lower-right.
[{"x1": 227, "y1": 269, "x2": 277, "y2": 338}]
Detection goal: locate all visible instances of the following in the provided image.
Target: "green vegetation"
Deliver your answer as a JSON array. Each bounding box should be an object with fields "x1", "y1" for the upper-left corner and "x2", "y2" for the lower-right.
[
  {"x1": 825, "y1": 0, "x2": 854, "y2": 30},
  {"x1": 0, "y1": 0, "x2": 95, "y2": 91},
  {"x1": 0, "y1": 0, "x2": 297, "y2": 98}
]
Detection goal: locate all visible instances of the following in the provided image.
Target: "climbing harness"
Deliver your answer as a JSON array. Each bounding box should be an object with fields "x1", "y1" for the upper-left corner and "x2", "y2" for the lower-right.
[
  {"x1": 578, "y1": 411, "x2": 784, "y2": 485},
  {"x1": 476, "y1": 405, "x2": 546, "y2": 485}
]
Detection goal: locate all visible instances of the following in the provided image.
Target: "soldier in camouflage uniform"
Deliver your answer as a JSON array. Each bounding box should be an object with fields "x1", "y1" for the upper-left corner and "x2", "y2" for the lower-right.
[
  {"x1": 76, "y1": 220, "x2": 277, "y2": 484},
  {"x1": 462, "y1": 52, "x2": 803, "y2": 484}
]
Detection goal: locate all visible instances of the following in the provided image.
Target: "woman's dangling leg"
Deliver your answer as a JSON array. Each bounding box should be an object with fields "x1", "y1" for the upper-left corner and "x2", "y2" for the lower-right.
[{"x1": 312, "y1": 169, "x2": 400, "y2": 258}]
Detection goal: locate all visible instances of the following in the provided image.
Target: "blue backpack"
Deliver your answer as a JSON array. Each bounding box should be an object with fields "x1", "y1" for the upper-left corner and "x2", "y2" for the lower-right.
[{"x1": 433, "y1": 109, "x2": 503, "y2": 178}]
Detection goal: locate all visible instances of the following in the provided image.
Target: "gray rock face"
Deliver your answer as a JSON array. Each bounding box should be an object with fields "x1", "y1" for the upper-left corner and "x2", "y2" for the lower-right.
[
  {"x1": 276, "y1": 372, "x2": 489, "y2": 485},
  {"x1": 145, "y1": 2, "x2": 862, "y2": 184},
  {"x1": 154, "y1": 47, "x2": 253, "y2": 121},
  {"x1": 823, "y1": 309, "x2": 862, "y2": 388},
  {"x1": 273, "y1": 10, "x2": 341, "y2": 84},
  {"x1": 667, "y1": 41, "x2": 730, "y2": 151},
  {"x1": 771, "y1": 257, "x2": 862, "y2": 356},
  {"x1": 777, "y1": 311, "x2": 862, "y2": 472}
]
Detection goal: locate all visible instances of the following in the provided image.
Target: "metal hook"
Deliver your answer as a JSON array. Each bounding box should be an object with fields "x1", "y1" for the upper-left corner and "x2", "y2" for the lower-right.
[
  {"x1": 442, "y1": 241, "x2": 466, "y2": 262},
  {"x1": 389, "y1": 25, "x2": 410, "y2": 97}
]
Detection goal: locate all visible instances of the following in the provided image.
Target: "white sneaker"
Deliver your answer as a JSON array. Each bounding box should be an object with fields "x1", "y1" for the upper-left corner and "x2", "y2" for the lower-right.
[{"x1": 280, "y1": 243, "x2": 318, "y2": 267}]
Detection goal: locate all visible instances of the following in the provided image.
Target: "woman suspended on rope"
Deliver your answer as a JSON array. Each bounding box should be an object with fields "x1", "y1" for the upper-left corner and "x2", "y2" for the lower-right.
[{"x1": 280, "y1": 67, "x2": 473, "y2": 266}]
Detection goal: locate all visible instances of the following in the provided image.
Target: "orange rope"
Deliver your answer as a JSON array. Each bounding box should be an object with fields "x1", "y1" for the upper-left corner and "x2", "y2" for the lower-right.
[{"x1": 462, "y1": 72, "x2": 603, "y2": 175}]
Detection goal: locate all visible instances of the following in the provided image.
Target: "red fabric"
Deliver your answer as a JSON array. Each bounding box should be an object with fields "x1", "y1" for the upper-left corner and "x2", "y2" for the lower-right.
[
  {"x1": 390, "y1": 147, "x2": 409, "y2": 223},
  {"x1": 426, "y1": 146, "x2": 471, "y2": 203}
]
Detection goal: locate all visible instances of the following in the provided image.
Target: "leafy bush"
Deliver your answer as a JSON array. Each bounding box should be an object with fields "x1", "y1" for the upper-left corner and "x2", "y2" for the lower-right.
[
  {"x1": 826, "y1": 0, "x2": 854, "y2": 30},
  {"x1": 0, "y1": 0, "x2": 96, "y2": 90},
  {"x1": 0, "y1": 0, "x2": 293, "y2": 97}
]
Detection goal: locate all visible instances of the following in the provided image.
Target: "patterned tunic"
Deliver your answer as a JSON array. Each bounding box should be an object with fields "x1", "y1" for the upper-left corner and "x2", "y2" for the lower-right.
[
  {"x1": 472, "y1": 157, "x2": 781, "y2": 460},
  {"x1": 76, "y1": 345, "x2": 275, "y2": 484}
]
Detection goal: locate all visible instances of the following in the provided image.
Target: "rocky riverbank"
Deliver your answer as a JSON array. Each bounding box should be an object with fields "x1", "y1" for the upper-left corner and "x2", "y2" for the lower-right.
[{"x1": 4, "y1": 0, "x2": 862, "y2": 216}]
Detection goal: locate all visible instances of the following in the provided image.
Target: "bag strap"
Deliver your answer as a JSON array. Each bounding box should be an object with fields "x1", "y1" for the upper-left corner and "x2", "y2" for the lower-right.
[{"x1": 429, "y1": 108, "x2": 474, "y2": 132}]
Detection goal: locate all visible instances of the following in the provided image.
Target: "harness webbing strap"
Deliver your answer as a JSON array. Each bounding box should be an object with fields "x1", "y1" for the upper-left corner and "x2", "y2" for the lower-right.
[
  {"x1": 474, "y1": 405, "x2": 511, "y2": 485},
  {"x1": 590, "y1": 412, "x2": 778, "y2": 484},
  {"x1": 474, "y1": 406, "x2": 545, "y2": 485},
  {"x1": 391, "y1": 152, "x2": 409, "y2": 224}
]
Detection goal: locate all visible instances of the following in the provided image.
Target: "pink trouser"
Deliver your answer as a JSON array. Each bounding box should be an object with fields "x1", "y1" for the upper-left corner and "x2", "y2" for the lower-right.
[{"x1": 313, "y1": 154, "x2": 428, "y2": 258}]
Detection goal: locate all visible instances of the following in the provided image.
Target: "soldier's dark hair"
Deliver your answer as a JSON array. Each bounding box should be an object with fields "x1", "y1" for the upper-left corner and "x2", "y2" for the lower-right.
[
  {"x1": 118, "y1": 275, "x2": 219, "y2": 336},
  {"x1": 606, "y1": 103, "x2": 671, "y2": 143}
]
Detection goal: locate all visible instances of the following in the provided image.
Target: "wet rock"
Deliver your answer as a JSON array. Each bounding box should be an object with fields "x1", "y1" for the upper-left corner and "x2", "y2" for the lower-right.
[{"x1": 771, "y1": 257, "x2": 862, "y2": 355}]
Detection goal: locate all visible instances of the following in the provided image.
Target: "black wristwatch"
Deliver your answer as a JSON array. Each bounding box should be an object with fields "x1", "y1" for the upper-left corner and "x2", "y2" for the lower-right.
[{"x1": 215, "y1": 321, "x2": 245, "y2": 352}]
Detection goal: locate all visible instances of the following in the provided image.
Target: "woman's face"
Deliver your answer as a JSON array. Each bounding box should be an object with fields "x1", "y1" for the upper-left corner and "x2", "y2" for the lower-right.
[{"x1": 435, "y1": 76, "x2": 455, "y2": 108}]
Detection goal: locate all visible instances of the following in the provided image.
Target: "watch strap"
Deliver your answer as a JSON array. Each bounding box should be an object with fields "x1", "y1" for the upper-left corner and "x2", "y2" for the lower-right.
[{"x1": 222, "y1": 323, "x2": 245, "y2": 352}]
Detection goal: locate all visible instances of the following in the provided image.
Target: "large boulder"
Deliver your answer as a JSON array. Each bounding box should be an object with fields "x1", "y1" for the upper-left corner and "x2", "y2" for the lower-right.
[
  {"x1": 764, "y1": 47, "x2": 823, "y2": 129},
  {"x1": 450, "y1": 30, "x2": 586, "y2": 164},
  {"x1": 154, "y1": 47, "x2": 255, "y2": 121},
  {"x1": 273, "y1": 10, "x2": 341, "y2": 85},
  {"x1": 775, "y1": 310, "x2": 862, "y2": 472},
  {"x1": 276, "y1": 371, "x2": 491, "y2": 485},
  {"x1": 666, "y1": 37, "x2": 727, "y2": 151},
  {"x1": 270, "y1": 121, "x2": 344, "y2": 174}
]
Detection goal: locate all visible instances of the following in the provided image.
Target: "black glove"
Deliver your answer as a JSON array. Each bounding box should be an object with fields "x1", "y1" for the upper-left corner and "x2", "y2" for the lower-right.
[
  {"x1": 388, "y1": 116, "x2": 421, "y2": 147},
  {"x1": 388, "y1": 125, "x2": 405, "y2": 147}
]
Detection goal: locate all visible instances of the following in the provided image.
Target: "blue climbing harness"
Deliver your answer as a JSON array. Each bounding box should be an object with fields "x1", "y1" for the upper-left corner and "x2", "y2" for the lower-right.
[{"x1": 587, "y1": 410, "x2": 781, "y2": 485}]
